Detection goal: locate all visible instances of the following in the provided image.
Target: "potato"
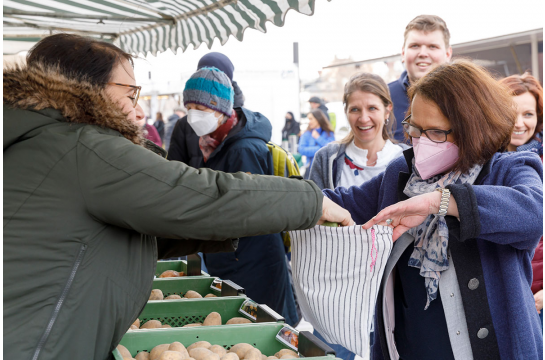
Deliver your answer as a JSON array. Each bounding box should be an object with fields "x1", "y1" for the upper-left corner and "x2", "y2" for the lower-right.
[
  {"x1": 117, "y1": 344, "x2": 132, "y2": 358},
  {"x1": 229, "y1": 344, "x2": 254, "y2": 359},
  {"x1": 149, "y1": 289, "x2": 164, "y2": 301},
  {"x1": 209, "y1": 345, "x2": 227, "y2": 358},
  {"x1": 140, "y1": 320, "x2": 162, "y2": 329},
  {"x1": 165, "y1": 294, "x2": 182, "y2": 300},
  {"x1": 187, "y1": 341, "x2": 212, "y2": 351},
  {"x1": 159, "y1": 270, "x2": 181, "y2": 278},
  {"x1": 184, "y1": 290, "x2": 203, "y2": 299},
  {"x1": 159, "y1": 351, "x2": 185, "y2": 360},
  {"x1": 261, "y1": 355, "x2": 267, "y2": 360},
  {"x1": 169, "y1": 342, "x2": 189, "y2": 358},
  {"x1": 202, "y1": 354, "x2": 220, "y2": 360},
  {"x1": 130, "y1": 325, "x2": 139, "y2": 330},
  {"x1": 189, "y1": 348, "x2": 214, "y2": 360},
  {"x1": 242, "y1": 348, "x2": 261, "y2": 360},
  {"x1": 203, "y1": 312, "x2": 221, "y2": 326},
  {"x1": 226, "y1": 317, "x2": 252, "y2": 325},
  {"x1": 266, "y1": 357, "x2": 278, "y2": 360},
  {"x1": 150, "y1": 344, "x2": 170, "y2": 360},
  {"x1": 204, "y1": 294, "x2": 217, "y2": 298},
  {"x1": 135, "y1": 351, "x2": 150, "y2": 360},
  {"x1": 221, "y1": 354, "x2": 239, "y2": 360},
  {"x1": 161, "y1": 324, "x2": 172, "y2": 328},
  {"x1": 183, "y1": 323, "x2": 203, "y2": 327},
  {"x1": 274, "y1": 350, "x2": 298, "y2": 359},
  {"x1": 132, "y1": 319, "x2": 141, "y2": 328}
]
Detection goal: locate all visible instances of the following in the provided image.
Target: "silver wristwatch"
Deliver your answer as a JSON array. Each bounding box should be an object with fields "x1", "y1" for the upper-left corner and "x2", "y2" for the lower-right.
[{"x1": 435, "y1": 188, "x2": 451, "y2": 217}]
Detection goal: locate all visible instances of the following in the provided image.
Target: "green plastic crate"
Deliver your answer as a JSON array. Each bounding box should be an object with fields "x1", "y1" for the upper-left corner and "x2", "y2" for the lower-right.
[
  {"x1": 140, "y1": 297, "x2": 283, "y2": 328},
  {"x1": 156, "y1": 259, "x2": 209, "y2": 277},
  {"x1": 151, "y1": 277, "x2": 247, "y2": 299},
  {"x1": 113, "y1": 323, "x2": 337, "y2": 360}
]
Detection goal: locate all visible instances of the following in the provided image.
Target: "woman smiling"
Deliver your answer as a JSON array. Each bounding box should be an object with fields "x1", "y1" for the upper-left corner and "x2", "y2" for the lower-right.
[{"x1": 309, "y1": 73, "x2": 405, "y2": 190}]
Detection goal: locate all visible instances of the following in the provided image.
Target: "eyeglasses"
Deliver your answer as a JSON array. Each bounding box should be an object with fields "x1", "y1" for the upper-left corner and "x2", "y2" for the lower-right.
[
  {"x1": 401, "y1": 114, "x2": 453, "y2": 143},
  {"x1": 106, "y1": 82, "x2": 141, "y2": 107}
]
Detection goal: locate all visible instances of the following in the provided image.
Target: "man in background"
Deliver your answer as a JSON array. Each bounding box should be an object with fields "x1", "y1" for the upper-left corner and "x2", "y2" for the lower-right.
[
  {"x1": 389, "y1": 15, "x2": 452, "y2": 142},
  {"x1": 309, "y1": 96, "x2": 330, "y2": 121}
]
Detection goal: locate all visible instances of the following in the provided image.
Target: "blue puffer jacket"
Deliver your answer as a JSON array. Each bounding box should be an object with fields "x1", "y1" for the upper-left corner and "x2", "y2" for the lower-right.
[
  {"x1": 324, "y1": 149, "x2": 543, "y2": 360},
  {"x1": 298, "y1": 128, "x2": 335, "y2": 168},
  {"x1": 202, "y1": 107, "x2": 293, "y2": 318}
]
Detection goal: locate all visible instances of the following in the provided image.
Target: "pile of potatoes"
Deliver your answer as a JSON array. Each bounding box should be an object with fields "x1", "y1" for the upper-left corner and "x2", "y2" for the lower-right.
[
  {"x1": 149, "y1": 289, "x2": 217, "y2": 301},
  {"x1": 159, "y1": 270, "x2": 186, "y2": 278},
  {"x1": 130, "y1": 312, "x2": 252, "y2": 330},
  {"x1": 117, "y1": 340, "x2": 299, "y2": 360}
]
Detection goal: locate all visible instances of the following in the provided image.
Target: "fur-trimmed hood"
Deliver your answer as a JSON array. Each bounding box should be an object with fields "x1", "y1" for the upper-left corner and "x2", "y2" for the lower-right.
[{"x1": 3, "y1": 63, "x2": 144, "y2": 148}]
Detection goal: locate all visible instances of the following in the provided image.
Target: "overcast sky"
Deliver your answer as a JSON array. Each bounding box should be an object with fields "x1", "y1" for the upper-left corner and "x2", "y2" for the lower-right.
[{"x1": 135, "y1": 0, "x2": 544, "y2": 82}]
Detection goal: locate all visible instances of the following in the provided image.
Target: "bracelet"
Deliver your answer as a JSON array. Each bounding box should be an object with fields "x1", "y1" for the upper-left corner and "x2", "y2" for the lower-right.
[{"x1": 435, "y1": 188, "x2": 451, "y2": 217}]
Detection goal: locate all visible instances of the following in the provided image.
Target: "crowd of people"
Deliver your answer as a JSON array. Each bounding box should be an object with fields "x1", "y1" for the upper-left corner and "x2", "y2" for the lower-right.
[{"x1": 3, "y1": 12, "x2": 543, "y2": 360}]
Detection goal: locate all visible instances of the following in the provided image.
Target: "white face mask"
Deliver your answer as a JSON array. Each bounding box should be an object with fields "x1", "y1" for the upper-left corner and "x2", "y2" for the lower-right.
[{"x1": 187, "y1": 109, "x2": 222, "y2": 136}]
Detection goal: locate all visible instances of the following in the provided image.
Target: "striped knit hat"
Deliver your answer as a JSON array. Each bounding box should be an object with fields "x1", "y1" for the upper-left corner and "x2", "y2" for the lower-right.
[{"x1": 183, "y1": 67, "x2": 234, "y2": 117}]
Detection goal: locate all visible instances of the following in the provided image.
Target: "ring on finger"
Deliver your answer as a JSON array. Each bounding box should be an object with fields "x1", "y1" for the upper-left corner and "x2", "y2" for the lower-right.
[{"x1": 386, "y1": 218, "x2": 393, "y2": 226}]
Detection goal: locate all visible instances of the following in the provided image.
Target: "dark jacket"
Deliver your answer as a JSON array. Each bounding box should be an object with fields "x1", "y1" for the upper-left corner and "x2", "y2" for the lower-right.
[
  {"x1": 193, "y1": 107, "x2": 294, "y2": 316},
  {"x1": 317, "y1": 103, "x2": 330, "y2": 121},
  {"x1": 3, "y1": 64, "x2": 324, "y2": 360},
  {"x1": 282, "y1": 119, "x2": 300, "y2": 141},
  {"x1": 152, "y1": 119, "x2": 165, "y2": 142},
  {"x1": 388, "y1": 70, "x2": 410, "y2": 143},
  {"x1": 167, "y1": 115, "x2": 203, "y2": 167},
  {"x1": 324, "y1": 149, "x2": 543, "y2": 360}
]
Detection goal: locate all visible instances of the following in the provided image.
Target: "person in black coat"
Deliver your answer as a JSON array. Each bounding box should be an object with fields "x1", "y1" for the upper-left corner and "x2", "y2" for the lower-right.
[
  {"x1": 282, "y1": 111, "x2": 300, "y2": 141},
  {"x1": 172, "y1": 65, "x2": 299, "y2": 324}
]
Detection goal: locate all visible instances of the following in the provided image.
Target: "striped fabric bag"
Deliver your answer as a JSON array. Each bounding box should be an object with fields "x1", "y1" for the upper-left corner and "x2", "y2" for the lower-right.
[{"x1": 290, "y1": 225, "x2": 393, "y2": 359}]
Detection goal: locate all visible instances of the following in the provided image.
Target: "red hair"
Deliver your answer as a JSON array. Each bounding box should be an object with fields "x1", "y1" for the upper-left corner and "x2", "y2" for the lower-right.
[{"x1": 500, "y1": 73, "x2": 543, "y2": 136}]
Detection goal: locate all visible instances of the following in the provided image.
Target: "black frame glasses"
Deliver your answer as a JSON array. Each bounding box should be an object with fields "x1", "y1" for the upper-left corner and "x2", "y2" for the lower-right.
[
  {"x1": 401, "y1": 114, "x2": 453, "y2": 143},
  {"x1": 106, "y1": 82, "x2": 141, "y2": 107}
]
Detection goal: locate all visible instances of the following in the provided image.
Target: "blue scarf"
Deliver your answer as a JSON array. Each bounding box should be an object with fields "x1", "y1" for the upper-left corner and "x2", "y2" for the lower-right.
[{"x1": 403, "y1": 160, "x2": 482, "y2": 309}]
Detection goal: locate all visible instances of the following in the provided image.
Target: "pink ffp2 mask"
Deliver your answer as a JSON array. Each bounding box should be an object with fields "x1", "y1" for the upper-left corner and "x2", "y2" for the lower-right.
[{"x1": 412, "y1": 136, "x2": 459, "y2": 180}]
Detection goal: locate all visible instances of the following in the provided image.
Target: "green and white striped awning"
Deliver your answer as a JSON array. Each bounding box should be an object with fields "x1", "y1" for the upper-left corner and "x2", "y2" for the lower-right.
[{"x1": 3, "y1": 0, "x2": 322, "y2": 55}]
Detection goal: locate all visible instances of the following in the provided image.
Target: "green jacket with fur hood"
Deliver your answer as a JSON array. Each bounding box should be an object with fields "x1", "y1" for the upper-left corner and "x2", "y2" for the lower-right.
[{"x1": 3, "y1": 64, "x2": 323, "y2": 360}]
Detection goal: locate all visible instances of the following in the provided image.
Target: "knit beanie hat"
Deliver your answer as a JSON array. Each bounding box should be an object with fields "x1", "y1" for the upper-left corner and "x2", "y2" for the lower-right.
[{"x1": 183, "y1": 67, "x2": 234, "y2": 117}]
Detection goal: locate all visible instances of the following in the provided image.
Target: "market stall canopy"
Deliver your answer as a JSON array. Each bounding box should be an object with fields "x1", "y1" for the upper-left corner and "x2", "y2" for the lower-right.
[{"x1": 3, "y1": 0, "x2": 322, "y2": 55}]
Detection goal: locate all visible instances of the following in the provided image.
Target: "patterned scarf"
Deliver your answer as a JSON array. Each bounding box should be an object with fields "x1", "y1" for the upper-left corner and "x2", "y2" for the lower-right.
[
  {"x1": 199, "y1": 111, "x2": 238, "y2": 162},
  {"x1": 403, "y1": 159, "x2": 482, "y2": 309}
]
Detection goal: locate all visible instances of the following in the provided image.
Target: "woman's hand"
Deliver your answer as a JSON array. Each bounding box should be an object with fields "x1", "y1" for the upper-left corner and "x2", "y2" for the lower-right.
[
  {"x1": 535, "y1": 290, "x2": 543, "y2": 314},
  {"x1": 362, "y1": 191, "x2": 451, "y2": 241},
  {"x1": 318, "y1": 197, "x2": 355, "y2": 226},
  {"x1": 312, "y1": 130, "x2": 320, "y2": 139}
]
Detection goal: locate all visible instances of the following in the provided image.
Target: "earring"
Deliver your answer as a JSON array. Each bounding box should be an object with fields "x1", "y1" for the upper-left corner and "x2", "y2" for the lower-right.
[{"x1": 385, "y1": 118, "x2": 390, "y2": 125}]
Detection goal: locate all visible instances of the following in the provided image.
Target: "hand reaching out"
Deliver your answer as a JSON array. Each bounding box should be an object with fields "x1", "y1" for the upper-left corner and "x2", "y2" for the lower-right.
[{"x1": 318, "y1": 197, "x2": 354, "y2": 227}]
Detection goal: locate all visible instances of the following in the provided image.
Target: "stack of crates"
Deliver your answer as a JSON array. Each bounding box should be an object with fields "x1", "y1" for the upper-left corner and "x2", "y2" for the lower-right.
[{"x1": 113, "y1": 255, "x2": 338, "y2": 360}]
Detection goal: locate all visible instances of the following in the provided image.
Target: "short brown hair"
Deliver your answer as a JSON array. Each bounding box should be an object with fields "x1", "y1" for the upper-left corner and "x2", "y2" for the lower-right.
[
  {"x1": 403, "y1": 15, "x2": 450, "y2": 48},
  {"x1": 341, "y1": 72, "x2": 395, "y2": 144},
  {"x1": 407, "y1": 59, "x2": 515, "y2": 174},
  {"x1": 500, "y1": 72, "x2": 543, "y2": 138}
]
